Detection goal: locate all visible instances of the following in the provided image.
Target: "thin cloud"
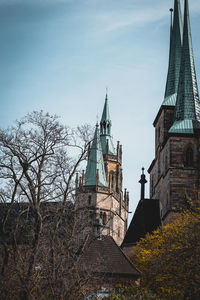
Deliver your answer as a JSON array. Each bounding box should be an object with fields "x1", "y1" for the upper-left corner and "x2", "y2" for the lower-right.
[
  {"x1": 91, "y1": 2, "x2": 169, "y2": 33},
  {"x1": 0, "y1": 0, "x2": 73, "y2": 4},
  {"x1": 91, "y1": 0, "x2": 200, "y2": 33}
]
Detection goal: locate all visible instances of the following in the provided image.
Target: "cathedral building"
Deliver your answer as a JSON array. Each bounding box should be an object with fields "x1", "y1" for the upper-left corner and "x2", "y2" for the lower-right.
[
  {"x1": 123, "y1": 0, "x2": 200, "y2": 252},
  {"x1": 76, "y1": 0, "x2": 200, "y2": 251},
  {"x1": 76, "y1": 95, "x2": 129, "y2": 245},
  {"x1": 149, "y1": 0, "x2": 200, "y2": 225}
]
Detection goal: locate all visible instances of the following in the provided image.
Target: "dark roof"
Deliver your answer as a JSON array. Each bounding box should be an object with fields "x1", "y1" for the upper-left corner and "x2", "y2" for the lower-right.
[
  {"x1": 122, "y1": 199, "x2": 161, "y2": 247},
  {"x1": 79, "y1": 235, "x2": 140, "y2": 278}
]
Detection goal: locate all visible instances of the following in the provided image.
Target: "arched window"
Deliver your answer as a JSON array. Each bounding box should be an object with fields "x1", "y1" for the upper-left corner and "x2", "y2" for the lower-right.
[
  {"x1": 111, "y1": 174, "x2": 114, "y2": 189},
  {"x1": 103, "y1": 212, "x2": 107, "y2": 225},
  {"x1": 151, "y1": 174, "x2": 154, "y2": 196},
  {"x1": 158, "y1": 127, "x2": 160, "y2": 143},
  {"x1": 185, "y1": 147, "x2": 193, "y2": 167},
  {"x1": 158, "y1": 156, "x2": 160, "y2": 178},
  {"x1": 110, "y1": 172, "x2": 115, "y2": 189}
]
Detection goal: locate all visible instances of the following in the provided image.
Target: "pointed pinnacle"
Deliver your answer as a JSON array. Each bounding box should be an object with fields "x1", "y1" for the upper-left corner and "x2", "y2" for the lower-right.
[
  {"x1": 174, "y1": 0, "x2": 200, "y2": 121},
  {"x1": 169, "y1": 0, "x2": 200, "y2": 134},
  {"x1": 163, "y1": 0, "x2": 182, "y2": 104}
]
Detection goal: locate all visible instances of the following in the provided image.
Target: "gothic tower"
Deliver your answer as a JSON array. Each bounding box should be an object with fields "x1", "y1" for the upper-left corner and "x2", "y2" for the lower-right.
[
  {"x1": 76, "y1": 95, "x2": 129, "y2": 245},
  {"x1": 149, "y1": 0, "x2": 200, "y2": 224}
]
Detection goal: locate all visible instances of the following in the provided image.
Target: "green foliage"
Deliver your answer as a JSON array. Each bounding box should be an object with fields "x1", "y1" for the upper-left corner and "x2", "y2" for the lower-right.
[
  {"x1": 132, "y1": 207, "x2": 200, "y2": 299},
  {"x1": 109, "y1": 201, "x2": 200, "y2": 299}
]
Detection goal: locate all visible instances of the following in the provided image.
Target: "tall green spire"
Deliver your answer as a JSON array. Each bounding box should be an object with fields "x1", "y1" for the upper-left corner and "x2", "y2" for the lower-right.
[
  {"x1": 163, "y1": 0, "x2": 182, "y2": 106},
  {"x1": 100, "y1": 94, "x2": 115, "y2": 155},
  {"x1": 85, "y1": 124, "x2": 108, "y2": 187},
  {"x1": 169, "y1": 0, "x2": 200, "y2": 134}
]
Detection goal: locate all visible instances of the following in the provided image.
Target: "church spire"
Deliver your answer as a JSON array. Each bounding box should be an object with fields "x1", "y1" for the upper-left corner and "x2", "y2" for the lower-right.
[
  {"x1": 163, "y1": 0, "x2": 182, "y2": 106},
  {"x1": 100, "y1": 94, "x2": 115, "y2": 155},
  {"x1": 85, "y1": 124, "x2": 108, "y2": 187},
  {"x1": 169, "y1": 0, "x2": 200, "y2": 134}
]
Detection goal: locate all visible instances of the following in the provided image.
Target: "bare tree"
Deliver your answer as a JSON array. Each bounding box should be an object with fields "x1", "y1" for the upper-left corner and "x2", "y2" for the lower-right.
[{"x1": 0, "y1": 111, "x2": 93, "y2": 300}]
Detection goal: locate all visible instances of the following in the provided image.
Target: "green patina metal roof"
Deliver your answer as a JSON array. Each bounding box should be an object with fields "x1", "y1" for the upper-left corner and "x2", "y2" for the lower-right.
[
  {"x1": 163, "y1": 0, "x2": 182, "y2": 106},
  {"x1": 163, "y1": 93, "x2": 177, "y2": 106},
  {"x1": 85, "y1": 124, "x2": 108, "y2": 187},
  {"x1": 169, "y1": 120, "x2": 194, "y2": 134},
  {"x1": 100, "y1": 94, "x2": 115, "y2": 155},
  {"x1": 169, "y1": 0, "x2": 200, "y2": 134},
  {"x1": 101, "y1": 94, "x2": 111, "y2": 122}
]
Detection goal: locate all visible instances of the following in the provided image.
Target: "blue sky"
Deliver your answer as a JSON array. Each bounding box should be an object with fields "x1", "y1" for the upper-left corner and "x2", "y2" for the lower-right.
[{"x1": 1, "y1": 0, "x2": 200, "y2": 219}]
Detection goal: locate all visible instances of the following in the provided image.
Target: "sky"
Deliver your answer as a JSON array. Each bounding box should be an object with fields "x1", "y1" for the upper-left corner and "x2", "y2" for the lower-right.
[{"x1": 0, "y1": 0, "x2": 200, "y2": 222}]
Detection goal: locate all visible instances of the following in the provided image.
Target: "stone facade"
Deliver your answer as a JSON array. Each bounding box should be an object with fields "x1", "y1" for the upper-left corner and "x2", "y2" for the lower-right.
[
  {"x1": 147, "y1": 0, "x2": 200, "y2": 226},
  {"x1": 149, "y1": 106, "x2": 200, "y2": 224}
]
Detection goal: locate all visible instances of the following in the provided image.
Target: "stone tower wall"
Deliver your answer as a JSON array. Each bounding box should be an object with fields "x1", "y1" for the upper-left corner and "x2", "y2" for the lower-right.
[
  {"x1": 76, "y1": 149, "x2": 129, "y2": 246},
  {"x1": 149, "y1": 107, "x2": 200, "y2": 224}
]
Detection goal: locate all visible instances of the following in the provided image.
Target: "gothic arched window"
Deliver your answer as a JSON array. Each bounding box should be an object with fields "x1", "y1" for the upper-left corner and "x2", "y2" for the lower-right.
[
  {"x1": 103, "y1": 212, "x2": 107, "y2": 225},
  {"x1": 110, "y1": 172, "x2": 114, "y2": 189},
  {"x1": 165, "y1": 155, "x2": 168, "y2": 173},
  {"x1": 158, "y1": 127, "x2": 160, "y2": 143},
  {"x1": 185, "y1": 147, "x2": 193, "y2": 167}
]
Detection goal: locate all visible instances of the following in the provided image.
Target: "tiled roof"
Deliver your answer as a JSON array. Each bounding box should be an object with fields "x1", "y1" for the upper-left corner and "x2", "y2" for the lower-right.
[{"x1": 80, "y1": 235, "x2": 140, "y2": 278}]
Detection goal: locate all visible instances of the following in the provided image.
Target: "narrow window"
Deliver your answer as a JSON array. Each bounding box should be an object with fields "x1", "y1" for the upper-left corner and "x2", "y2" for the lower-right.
[
  {"x1": 118, "y1": 229, "x2": 120, "y2": 237},
  {"x1": 110, "y1": 172, "x2": 114, "y2": 189},
  {"x1": 158, "y1": 158, "x2": 160, "y2": 178},
  {"x1": 103, "y1": 212, "x2": 107, "y2": 225},
  {"x1": 88, "y1": 195, "x2": 91, "y2": 205},
  {"x1": 151, "y1": 174, "x2": 154, "y2": 196},
  {"x1": 158, "y1": 127, "x2": 160, "y2": 143},
  {"x1": 110, "y1": 214, "x2": 113, "y2": 231},
  {"x1": 185, "y1": 147, "x2": 193, "y2": 166},
  {"x1": 165, "y1": 155, "x2": 168, "y2": 173}
]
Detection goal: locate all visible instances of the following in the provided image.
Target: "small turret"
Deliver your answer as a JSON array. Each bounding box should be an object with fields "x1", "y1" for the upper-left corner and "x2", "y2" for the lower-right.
[
  {"x1": 75, "y1": 172, "x2": 79, "y2": 191},
  {"x1": 82, "y1": 170, "x2": 85, "y2": 185}
]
